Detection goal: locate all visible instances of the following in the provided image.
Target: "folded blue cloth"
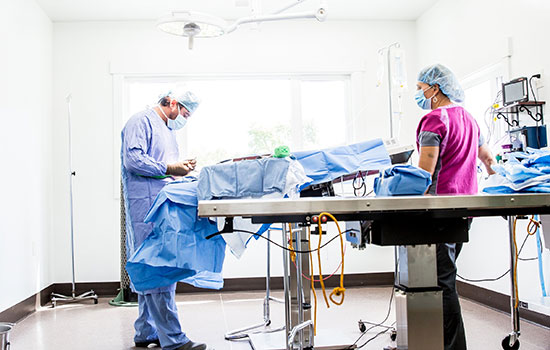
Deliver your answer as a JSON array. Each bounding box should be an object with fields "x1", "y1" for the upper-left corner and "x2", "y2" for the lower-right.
[
  {"x1": 374, "y1": 165, "x2": 432, "y2": 196},
  {"x1": 126, "y1": 180, "x2": 226, "y2": 291},
  {"x1": 294, "y1": 139, "x2": 391, "y2": 185},
  {"x1": 198, "y1": 158, "x2": 290, "y2": 200},
  {"x1": 483, "y1": 149, "x2": 550, "y2": 194}
]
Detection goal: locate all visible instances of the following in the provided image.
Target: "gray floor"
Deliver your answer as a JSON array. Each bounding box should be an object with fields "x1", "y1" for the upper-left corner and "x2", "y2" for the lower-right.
[{"x1": 8, "y1": 287, "x2": 550, "y2": 350}]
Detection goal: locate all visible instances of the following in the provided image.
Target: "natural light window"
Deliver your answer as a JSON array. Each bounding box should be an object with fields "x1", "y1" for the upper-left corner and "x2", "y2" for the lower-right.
[
  {"x1": 464, "y1": 79, "x2": 492, "y2": 143},
  {"x1": 123, "y1": 77, "x2": 349, "y2": 167}
]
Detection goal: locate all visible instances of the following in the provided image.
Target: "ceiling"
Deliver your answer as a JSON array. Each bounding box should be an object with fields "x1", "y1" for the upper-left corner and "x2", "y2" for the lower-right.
[{"x1": 35, "y1": 0, "x2": 439, "y2": 22}]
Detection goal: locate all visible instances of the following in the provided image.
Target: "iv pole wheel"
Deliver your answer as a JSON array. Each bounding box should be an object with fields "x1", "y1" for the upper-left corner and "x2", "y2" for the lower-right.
[{"x1": 501, "y1": 335, "x2": 520, "y2": 350}]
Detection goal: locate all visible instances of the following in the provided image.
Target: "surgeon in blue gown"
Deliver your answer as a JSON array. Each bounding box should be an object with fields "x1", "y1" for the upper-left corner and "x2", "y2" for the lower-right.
[{"x1": 121, "y1": 91, "x2": 207, "y2": 350}]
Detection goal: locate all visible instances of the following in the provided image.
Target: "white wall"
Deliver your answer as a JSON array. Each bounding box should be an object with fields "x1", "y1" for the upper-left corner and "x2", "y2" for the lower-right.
[
  {"x1": 418, "y1": 0, "x2": 550, "y2": 312},
  {"x1": 0, "y1": 0, "x2": 53, "y2": 313},
  {"x1": 51, "y1": 19, "x2": 419, "y2": 283}
]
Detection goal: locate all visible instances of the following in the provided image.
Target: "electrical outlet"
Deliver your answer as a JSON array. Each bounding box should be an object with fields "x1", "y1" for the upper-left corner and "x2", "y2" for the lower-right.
[
  {"x1": 519, "y1": 301, "x2": 529, "y2": 309},
  {"x1": 536, "y1": 69, "x2": 545, "y2": 88}
]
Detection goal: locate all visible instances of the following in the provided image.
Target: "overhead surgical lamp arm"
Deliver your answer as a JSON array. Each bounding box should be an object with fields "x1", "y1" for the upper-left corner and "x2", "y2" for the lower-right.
[
  {"x1": 272, "y1": 0, "x2": 306, "y2": 15},
  {"x1": 225, "y1": 8, "x2": 326, "y2": 34},
  {"x1": 272, "y1": 0, "x2": 327, "y2": 14}
]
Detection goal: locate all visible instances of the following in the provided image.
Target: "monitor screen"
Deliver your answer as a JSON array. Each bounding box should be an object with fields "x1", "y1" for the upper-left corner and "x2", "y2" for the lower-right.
[{"x1": 502, "y1": 78, "x2": 528, "y2": 105}]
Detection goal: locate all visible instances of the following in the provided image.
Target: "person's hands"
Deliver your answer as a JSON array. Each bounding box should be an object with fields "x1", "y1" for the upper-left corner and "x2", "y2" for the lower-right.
[
  {"x1": 166, "y1": 162, "x2": 191, "y2": 176},
  {"x1": 185, "y1": 158, "x2": 197, "y2": 171}
]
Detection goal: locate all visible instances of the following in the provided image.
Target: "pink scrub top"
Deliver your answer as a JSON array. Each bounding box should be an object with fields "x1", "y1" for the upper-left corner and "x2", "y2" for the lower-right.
[{"x1": 416, "y1": 104, "x2": 482, "y2": 195}]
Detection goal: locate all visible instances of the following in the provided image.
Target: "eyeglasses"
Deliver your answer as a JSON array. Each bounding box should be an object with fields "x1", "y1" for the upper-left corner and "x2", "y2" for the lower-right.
[{"x1": 178, "y1": 104, "x2": 190, "y2": 117}]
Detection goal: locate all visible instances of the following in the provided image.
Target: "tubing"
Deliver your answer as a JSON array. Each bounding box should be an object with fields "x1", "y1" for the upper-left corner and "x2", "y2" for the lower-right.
[{"x1": 535, "y1": 215, "x2": 547, "y2": 297}]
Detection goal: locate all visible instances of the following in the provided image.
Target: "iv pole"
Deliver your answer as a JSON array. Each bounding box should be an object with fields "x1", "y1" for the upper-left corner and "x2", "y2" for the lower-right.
[
  {"x1": 378, "y1": 42, "x2": 401, "y2": 139},
  {"x1": 51, "y1": 94, "x2": 98, "y2": 307}
]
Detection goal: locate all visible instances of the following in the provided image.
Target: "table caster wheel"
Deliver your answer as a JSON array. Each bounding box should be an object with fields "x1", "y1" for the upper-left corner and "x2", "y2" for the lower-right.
[
  {"x1": 502, "y1": 335, "x2": 520, "y2": 350},
  {"x1": 358, "y1": 320, "x2": 366, "y2": 333},
  {"x1": 94, "y1": 298, "x2": 98, "y2": 304},
  {"x1": 390, "y1": 329, "x2": 397, "y2": 341}
]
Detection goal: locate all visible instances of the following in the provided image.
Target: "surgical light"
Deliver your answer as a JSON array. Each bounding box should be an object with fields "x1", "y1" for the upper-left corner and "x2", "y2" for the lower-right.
[
  {"x1": 157, "y1": 0, "x2": 327, "y2": 49},
  {"x1": 157, "y1": 11, "x2": 227, "y2": 49}
]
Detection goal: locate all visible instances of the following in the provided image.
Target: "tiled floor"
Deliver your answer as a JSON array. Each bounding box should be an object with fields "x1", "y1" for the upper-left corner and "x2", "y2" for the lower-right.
[{"x1": 8, "y1": 287, "x2": 550, "y2": 349}]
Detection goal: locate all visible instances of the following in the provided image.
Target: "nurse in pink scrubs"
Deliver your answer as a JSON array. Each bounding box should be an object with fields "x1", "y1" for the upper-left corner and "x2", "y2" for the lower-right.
[{"x1": 415, "y1": 64, "x2": 496, "y2": 350}]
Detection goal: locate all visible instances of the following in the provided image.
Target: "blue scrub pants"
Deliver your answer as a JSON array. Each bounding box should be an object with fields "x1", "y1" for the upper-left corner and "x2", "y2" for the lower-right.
[{"x1": 134, "y1": 284, "x2": 190, "y2": 350}]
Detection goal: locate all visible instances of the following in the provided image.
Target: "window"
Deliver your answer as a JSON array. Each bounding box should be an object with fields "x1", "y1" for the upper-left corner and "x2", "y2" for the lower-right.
[
  {"x1": 301, "y1": 80, "x2": 347, "y2": 149},
  {"x1": 461, "y1": 62, "x2": 510, "y2": 182},
  {"x1": 464, "y1": 79, "x2": 493, "y2": 143},
  {"x1": 122, "y1": 76, "x2": 349, "y2": 167},
  {"x1": 461, "y1": 62, "x2": 508, "y2": 149}
]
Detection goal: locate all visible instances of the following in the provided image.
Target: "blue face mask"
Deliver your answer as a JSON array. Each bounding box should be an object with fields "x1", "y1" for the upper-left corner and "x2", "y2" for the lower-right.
[
  {"x1": 167, "y1": 114, "x2": 187, "y2": 130},
  {"x1": 415, "y1": 87, "x2": 434, "y2": 110},
  {"x1": 166, "y1": 105, "x2": 188, "y2": 130}
]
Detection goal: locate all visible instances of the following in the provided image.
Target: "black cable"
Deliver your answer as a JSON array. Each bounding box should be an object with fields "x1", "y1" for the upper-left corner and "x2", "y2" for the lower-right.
[
  {"x1": 528, "y1": 75, "x2": 543, "y2": 130},
  {"x1": 358, "y1": 322, "x2": 394, "y2": 329},
  {"x1": 457, "y1": 269, "x2": 510, "y2": 283},
  {"x1": 510, "y1": 227, "x2": 542, "y2": 261},
  {"x1": 353, "y1": 294, "x2": 395, "y2": 349},
  {"x1": 458, "y1": 227, "x2": 540, "y2": 282},
  {"x1": 206, "y1": 228, "x2": 353, "y2": 254},
  {"x1": 518, "y1": 257, "x2": 539, "y2": 262},
  {"x1": 518, "y1": 234, "x2": 543, "y2": 261},
  {"x1": 348, "y1": 259, "x2": 397, "y2": 349},
  {"x1": 356, "y1": 327, "x2": 392, "y2": 349},
  {"x1": 353, "y1": 171, "x2": 367, "y2": 197},
  {"x1": 529, "y1": 76, "x2": 539, "y2": 104}
]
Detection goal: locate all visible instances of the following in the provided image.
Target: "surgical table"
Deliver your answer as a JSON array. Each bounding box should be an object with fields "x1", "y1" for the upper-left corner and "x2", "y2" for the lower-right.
[{"x1": 198, "y1": 193, "x2": 550, "y2": 350}]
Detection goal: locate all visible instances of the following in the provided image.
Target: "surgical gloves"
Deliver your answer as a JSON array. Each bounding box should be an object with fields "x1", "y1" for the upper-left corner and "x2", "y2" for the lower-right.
[{"x1": 166, "y1": 160, "x2": 196, "y2": 176}]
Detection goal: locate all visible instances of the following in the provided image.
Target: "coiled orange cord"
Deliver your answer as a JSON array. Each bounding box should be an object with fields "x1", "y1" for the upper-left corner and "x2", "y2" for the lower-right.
[
  {"x1": 307, "y1": 226, "x2": 318, "y2": 335},
  {"x1": 316, "y1": 212, "x2": 346, "y2": 308},
  {"x1": 527, "y1": 215, "x2": 540, "y2": 236},
  {"x1": 513, "y1": 217, "x2": 519, "y2": 309}
]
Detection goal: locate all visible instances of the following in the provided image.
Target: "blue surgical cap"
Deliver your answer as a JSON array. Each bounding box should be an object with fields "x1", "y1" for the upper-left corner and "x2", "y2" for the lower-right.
[
  {"x1": 175, "y1": 91, "x2": 200, "y2": 115},
  {"x1": 159, "y1": 90, "x2": 201, "y2": 115},
  {"x1": 418, "y1": 64, "x2": 465, "y2": 103}
]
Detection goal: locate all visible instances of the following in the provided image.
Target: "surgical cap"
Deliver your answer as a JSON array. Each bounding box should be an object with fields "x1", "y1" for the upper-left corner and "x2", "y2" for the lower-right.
[
  {"x1": 417, "y1": 64, "x2": 465, "y2": 103},
  {"x1": 159, "y1": 90, "x2": 201, "y2": 115},
  {"x1": 175, "y1": 91, "x2": 200, "y2": 115}
]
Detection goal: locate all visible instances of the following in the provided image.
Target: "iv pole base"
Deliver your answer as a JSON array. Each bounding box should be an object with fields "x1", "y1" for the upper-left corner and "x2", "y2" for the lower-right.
[
  {"x1": 51, "y1": 290, "x2": 98, "y2": 308},
  {"x1": 224, "y1": 296, "x2": 285, "y2": 340}
]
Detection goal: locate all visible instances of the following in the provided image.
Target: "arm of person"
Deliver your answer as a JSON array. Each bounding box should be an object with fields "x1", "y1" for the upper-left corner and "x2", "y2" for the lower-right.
[
  {"x1": 122, "y1": 119, "x2": 168, "y2": 177},
  {"x1": 478, "y1": 143, "x2": 496, "y2": 175},
  {"x1": 418, "y1": 146, "x2": 439, "y2": 175}
]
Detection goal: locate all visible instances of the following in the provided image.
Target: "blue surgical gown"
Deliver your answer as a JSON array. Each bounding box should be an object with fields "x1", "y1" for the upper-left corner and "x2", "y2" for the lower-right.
[
  {"x1": 127, "y1": 180, "x2": 226, "y2": 291},
  {"x1": 121, "y1": 108, "x2": 178, "y2": 292}
]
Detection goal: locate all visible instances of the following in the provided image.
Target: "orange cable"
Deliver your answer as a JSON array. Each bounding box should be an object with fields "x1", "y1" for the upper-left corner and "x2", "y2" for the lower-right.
[
  {"x1": 317, "y1": 212, "x2": 346, "y2": 308},
  {"x1": 308, "y1": 226, "x2": 318, "y2": 335},
  {"x1": 513, "y1": 217, "x2": 519, "y2": 309}
]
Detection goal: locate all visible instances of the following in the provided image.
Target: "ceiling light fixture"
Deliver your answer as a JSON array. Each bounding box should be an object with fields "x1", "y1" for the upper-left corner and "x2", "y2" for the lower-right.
[
  {"x1": 157, "y1": 0, "x2": 327, "y2": 49},
  {"x1": 157, "y1": 11, "x2": 227, "y2": 49}
]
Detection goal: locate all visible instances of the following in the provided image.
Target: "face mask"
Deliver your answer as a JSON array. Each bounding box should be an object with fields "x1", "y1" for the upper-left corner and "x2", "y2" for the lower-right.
[
  {"x1": 166, "y1": 105, "x2": 188, "y2": 130},
  {"x1": 167, "y1": 114, "x2": 187, "y2": 130},
  {"x1": 415, "y1": 87, "x2": 435, "y2": 110}
]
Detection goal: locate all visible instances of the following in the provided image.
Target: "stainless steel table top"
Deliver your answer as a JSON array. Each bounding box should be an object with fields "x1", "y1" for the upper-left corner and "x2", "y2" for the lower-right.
[{"x1": 198, "y1": 193, "x2": 550, "y2": 219}]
